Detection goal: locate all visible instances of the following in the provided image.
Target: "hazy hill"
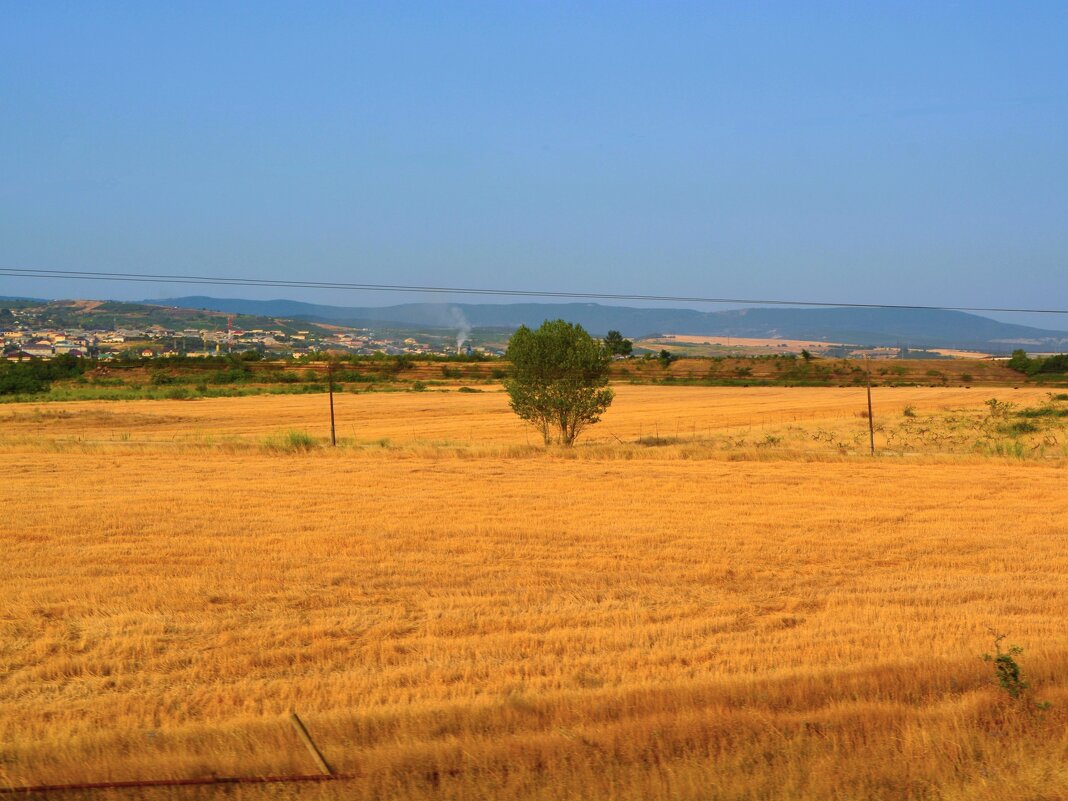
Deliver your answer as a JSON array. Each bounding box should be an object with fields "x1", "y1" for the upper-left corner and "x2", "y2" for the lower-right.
[
  {"x1": 0, "y1": 298, "x2": 329, "y2": 335},
  {"x1": 158, "y1": 296, "x2": 1068, "y2": 352}
]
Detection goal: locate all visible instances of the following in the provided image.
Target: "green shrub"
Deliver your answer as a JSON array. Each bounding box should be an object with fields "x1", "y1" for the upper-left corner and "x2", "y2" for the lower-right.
[
  {"x1": 1002, "y1": 420, "x2": 1039, "y2": 435},
  {"x1": 983, "y1": 632, "x2": 1029, "y2": 699},
  {"x1": 1017, "y1": 406, "x2": 1068, "y2": 418},
  {"x1": 985, "y1": 398, "x2": 1016, "y2": 418},
  {"x1": 1007, "y1": 349, "x2": 1068, "y2": 376},
  {"x1": 262, "y1": 430, "x2": 318, "y2": 452},
  {"x1": 0, "y1": 355, "x2": 86, "y2": 396},
  {"x1": 985, "y1": 440, "x2": 1026, "y2": 459}
]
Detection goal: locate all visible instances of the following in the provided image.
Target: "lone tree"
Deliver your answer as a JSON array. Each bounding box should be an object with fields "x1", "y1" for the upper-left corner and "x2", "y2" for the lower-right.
[
  {"x1": 604, "y1": 329, "x2": 633, "y2": 357},
  {"x1": 505, "y1": 319, "x2": 614, "y2": 446}
]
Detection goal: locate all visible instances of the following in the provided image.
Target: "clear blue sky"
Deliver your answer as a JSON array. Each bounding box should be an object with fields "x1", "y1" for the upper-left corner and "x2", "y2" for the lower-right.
[{"x1": 2, "y1": 2, "x2": 1066, "y2": 324}]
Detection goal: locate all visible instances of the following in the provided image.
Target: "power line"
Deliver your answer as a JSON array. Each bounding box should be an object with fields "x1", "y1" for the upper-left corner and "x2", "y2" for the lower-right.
[{"x1": 2, "y1": 266, "x2": 1068, "y2": 316}]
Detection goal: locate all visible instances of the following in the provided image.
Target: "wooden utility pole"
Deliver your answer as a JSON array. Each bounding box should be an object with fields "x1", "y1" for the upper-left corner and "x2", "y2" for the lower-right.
[
  {"x1": 865, "y1": 357, "x2": 875, "y2": 456},
  {"x1": 327, "y1": 359, "x2": 337, "y2": 447}
]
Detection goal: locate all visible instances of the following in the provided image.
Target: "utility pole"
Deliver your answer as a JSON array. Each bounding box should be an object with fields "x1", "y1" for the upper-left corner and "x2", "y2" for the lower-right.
[
  {"x1": 327, "y1": 359, "x2": 337, "y2": 447},
  {"x1": 865, "y1": 356, "x2": 875, "y2": 456}
]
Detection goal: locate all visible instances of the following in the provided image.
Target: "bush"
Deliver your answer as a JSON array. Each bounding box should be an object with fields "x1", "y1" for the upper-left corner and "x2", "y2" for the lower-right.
[
  {"x1": 1007, "y1": 349, "x2": 1068, "y2": 376},
  {"x1": 0, "y1": 355, "x2": 87, "y2": 396},
  {"x1": 263, "y1": 430, "x2": 318, "y2": 452},
  {"x1": 1002, "y1": 420, "x2": 1039, "y2": 435},
  {"x1": 902, "y1": 404, "x2": 917, "y2": 418},
  {"x1": 985, "y1": 398, "x2": 1016, "y2": 418},
  {"x1": 983, "y1": 632, "x2": 1029, "y2": 699},
  {"x1": 1017, "y1": 406, "x2": 1068, "y2": 418},
  {"x1": 657, "y1": 349, "x2": 676, "y2": 368},
  {"x1": 0, "y1": 369, "x2": 47, "y2": 395}
]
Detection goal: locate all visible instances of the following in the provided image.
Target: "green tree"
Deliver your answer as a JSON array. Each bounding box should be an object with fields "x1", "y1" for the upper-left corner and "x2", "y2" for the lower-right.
[
  {"x1": 603, "y1": 329, "x2": 633, "y2": 357},
  {"x1": 504, "y1": 320, "x2": 614, "y2": 446},
  {"x1": 1007, "y1": 349, "x2": 1032, "y2": 373}
]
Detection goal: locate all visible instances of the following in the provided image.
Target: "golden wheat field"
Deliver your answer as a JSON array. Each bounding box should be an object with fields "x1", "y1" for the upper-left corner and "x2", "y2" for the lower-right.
[{"x1": 2, "y1": 386, "x2": 1067, "y2": 800}]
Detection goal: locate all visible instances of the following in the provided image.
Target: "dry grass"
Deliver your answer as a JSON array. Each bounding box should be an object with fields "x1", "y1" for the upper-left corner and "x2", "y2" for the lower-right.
[
  {"x1": 1, "y1": 387, "x2": 1067, "y2": 800},
  {"x1": 0, "y1": 384, "x2": 1057, "y2": 449}
]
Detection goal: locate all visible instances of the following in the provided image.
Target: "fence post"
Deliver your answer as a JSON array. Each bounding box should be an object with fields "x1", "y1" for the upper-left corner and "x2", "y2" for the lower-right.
[
  {"x1": 866, "y1": 357, "x2": 875, "y2": 456},
  {"x1": 327, "y1": 361, "x2": 337, "y2": 447},
  {"x1": 289, "y1": 712, "x2": 333, "y2": 776}
]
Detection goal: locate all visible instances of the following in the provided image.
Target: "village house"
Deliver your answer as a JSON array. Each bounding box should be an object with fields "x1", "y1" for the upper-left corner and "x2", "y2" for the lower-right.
[{"x1": 22, "y1": 341, "x2": 55, "y2": 358}]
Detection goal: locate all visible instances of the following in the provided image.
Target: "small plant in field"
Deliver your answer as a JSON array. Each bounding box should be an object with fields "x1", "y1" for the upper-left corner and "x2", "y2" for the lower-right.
[
  {"x1": 411, "y1": 381, "x2": 427, "y2": 392},
  {"x1": 285, "y1": 430, "x2": 317, "y2": 450},
  {"x1": 983, "y1": 631, "x2": 1028, "y2": 699},
  {"x1": 262, "y1": 430, "x2": 318, "y2": 452},
  {"x1": 1002, "y1": 420, "x2": 1039, "y2": 435},
  {"x1": 902, "y1": 404, "x2": 917, "y2": 418},
  {"x1": 982, "y1": 629, "x2": 1049, "y2": 710},
  {"x1": 984, "y1": 398, "x2": 1016, "y2": 418}
]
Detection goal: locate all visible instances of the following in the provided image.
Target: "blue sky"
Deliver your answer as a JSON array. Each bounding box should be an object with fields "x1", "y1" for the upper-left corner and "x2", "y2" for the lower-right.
[{"x1": 2, "y1": 3, "x2": 1066, "y2": 325}]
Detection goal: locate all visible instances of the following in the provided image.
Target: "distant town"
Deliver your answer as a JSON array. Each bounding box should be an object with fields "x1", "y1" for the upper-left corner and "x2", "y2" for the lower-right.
[{"x1": 1, "y1": 304, "x2": 501, "y2": 361}]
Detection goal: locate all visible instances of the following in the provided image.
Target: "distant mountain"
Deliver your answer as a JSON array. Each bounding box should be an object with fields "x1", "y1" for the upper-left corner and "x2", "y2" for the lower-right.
[{"x1": 156, "y1": 296, "x2": 1068, "y2": 352}]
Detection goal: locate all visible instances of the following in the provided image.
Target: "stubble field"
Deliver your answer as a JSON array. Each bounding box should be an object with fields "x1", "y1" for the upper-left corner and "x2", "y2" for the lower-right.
[{"x1": 2, "y1": 386, "x2": 1067, "y2": 800}]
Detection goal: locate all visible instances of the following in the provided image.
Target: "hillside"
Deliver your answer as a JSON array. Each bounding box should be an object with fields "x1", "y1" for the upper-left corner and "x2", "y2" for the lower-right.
[
  {"x1": 0, "y1": 298, "x2": 331, "y2": 335},
  {"x1": 159, "y1": 296, "x2": 1068, "y2": 353}
]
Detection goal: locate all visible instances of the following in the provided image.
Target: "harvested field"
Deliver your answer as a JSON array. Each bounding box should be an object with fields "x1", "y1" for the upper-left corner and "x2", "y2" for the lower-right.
[
  {"x1": 1, "y1": 387, "x2": 1067, "y2": 800},
  {"x1": 0, "y1": 384, "x2": 1057, "y2": 451}
]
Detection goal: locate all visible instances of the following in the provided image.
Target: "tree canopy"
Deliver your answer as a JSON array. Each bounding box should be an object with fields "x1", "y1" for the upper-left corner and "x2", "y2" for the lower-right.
[
  {"x1": 504, "y1": 319, "x2": 614, "y2": 446},
  {"x1": 604, "y1": 330, "x2": 633, "y2": 357}
]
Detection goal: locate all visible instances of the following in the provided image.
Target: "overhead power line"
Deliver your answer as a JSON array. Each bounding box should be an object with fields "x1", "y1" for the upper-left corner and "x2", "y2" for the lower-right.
[{"x1": 2, "y1": 266, "x2": 1067, "y2": 316}]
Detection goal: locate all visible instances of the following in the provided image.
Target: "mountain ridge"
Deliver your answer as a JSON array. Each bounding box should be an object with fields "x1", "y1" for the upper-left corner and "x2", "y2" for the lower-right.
[{"x1": 154, "y1": 296, "x2": 1068, "y2": 352}]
